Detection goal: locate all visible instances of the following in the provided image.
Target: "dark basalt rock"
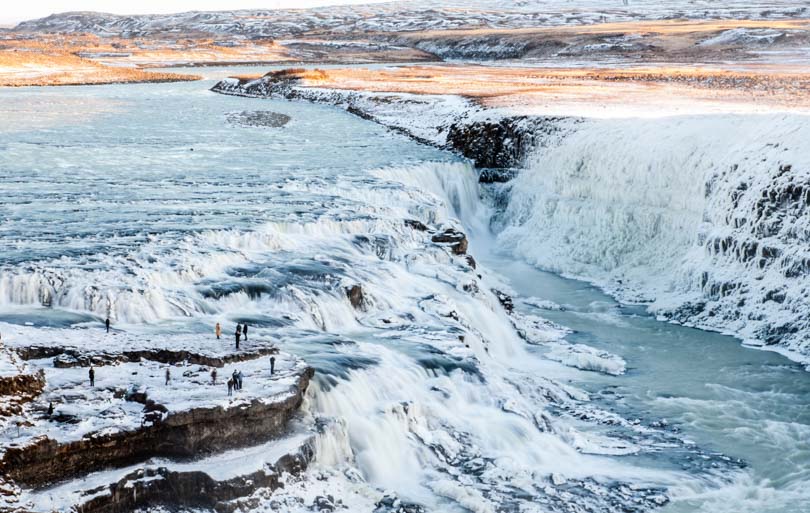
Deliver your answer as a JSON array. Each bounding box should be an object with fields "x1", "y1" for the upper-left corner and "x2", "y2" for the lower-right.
[
  {"x1": 431, "y1": 229, "x2": 468, "y2": 255},
  {"x1": 73, "y1": 448, "x2": 312, "y2": 513},
  {"x1": 404, "y1": 219, "x2": 428, "y2": 231},
  {"x1": 0, "y1": 368, "x2": 45, "y2": 415},
  {"x1": 492, "y1": 290, "x2": 514, "y2": 314},
  {"x1": 374, "y1": 494, "x2": 426, "y2": 513},
  {"x1": 312, "y1": 495, "x2": 336, "y2": 512},
  {"x1": 757, "y1": 322, "x2": 800, "y2": 346},
  {"x1": 445, "y1": 116, "x2": 568, "y2": 169},
  {"x1": 478, "y1": 168, "x2": 518, "y2": 183},
  {"x1": 345, "y1": 284, "x2": 367, "y2": 310},
  {"x1": 15, "y1": 346, "x2": 278, "y2": 369}
]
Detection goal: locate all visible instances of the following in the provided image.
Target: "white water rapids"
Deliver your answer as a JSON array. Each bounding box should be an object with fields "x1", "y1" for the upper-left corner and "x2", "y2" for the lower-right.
[{"x1": 0, "y1": 76, "x2": 808, "y2": 512}]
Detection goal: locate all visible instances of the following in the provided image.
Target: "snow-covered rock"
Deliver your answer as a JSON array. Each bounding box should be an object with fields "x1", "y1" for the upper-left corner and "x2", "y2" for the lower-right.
[
  {"x1": 498, "y1": 114, "x2": 810, "y2": 363},
  {"x1": 0, "y1": 328, "x2": 312, "y2": 492}
]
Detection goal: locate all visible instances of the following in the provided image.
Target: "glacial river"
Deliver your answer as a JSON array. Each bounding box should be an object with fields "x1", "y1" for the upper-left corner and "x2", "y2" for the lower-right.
[{"x1": 0, "y1": 74, "x2": 807, "y2": 512}]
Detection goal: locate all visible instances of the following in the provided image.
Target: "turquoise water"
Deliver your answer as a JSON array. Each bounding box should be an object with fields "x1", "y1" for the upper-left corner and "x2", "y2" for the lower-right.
[{"x1": 478, "y1": 249, "x2": 810, "y2": 513}]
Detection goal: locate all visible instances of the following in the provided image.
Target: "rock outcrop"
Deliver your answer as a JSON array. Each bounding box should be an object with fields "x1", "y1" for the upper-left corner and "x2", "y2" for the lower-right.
[
  {"x1": 431, "y1": 228, "x2": 468, "y2": 255},
  {"x1": 0, "y1": 349, "x2": 45, "y2": 415},
  {"x1": 345, "y1": 284, "x2": 367, "y2": 310},
  {"x1": 71, "y1": 441, "x2": 312, "y2": 513},
  {"x1": 15, "y1": 344, "x2": 278, "y2": 369},
  {"x1": 1, "y1": 341, "x2": 315, "y2": 511},
  {"x1": 2, "y1": 367, "x2": 312, "y2": 486}
]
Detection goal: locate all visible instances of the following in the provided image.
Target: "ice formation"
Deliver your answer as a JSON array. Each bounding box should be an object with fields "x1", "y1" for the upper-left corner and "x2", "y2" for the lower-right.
[{"x1": 497, "y1": 114, "x2": 810, "y2": 362}]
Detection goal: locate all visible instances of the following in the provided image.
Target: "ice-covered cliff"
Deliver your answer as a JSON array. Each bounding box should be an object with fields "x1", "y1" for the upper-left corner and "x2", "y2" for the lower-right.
[{"x1": 496, "y1": 114, "x2": 810, "y2": 361}]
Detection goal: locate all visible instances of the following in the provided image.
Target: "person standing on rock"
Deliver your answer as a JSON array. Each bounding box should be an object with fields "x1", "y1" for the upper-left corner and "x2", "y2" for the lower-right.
[
  {"x1": 227, "y1": 377, "x2": 233, "y2": 396},
  {"x1": 89, "y1": 366, "x2": 95, "y2": 387},
  {"x1": 270, "y1": 356, "x2": 276, "y2": 375},
  {"x1": 215, "y1": 322, "x2": 222, "y2": 340},
  {"x1": 105, "y1": 318, "x2": 110, "y2": 333},
  {"x1": 211, "y1": 368, "x2": 217, "y2": 385},
  {"x1": 47, "y1": 402, "x2": 54, "y2": 416},
  {"x1": 165, "y1": 367, "x2": 171, "y2": 386},
  {"x1": 242, "y1": 323, "x2": 248, "y2": 341},
  {"x1": 237, "y1": 370, "x2": 243, "y2": 390},
  {"x1": 232, "y1": 370, "x2": 239, "y2": 390},
  {"x1": 235, "y1": 325, "x2": 241, "y2": 350}
]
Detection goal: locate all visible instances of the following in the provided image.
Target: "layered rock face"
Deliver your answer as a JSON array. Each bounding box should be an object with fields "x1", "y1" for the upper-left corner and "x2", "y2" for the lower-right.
[
  {"x1": 73, "y1": 450, "x2": 311, "y2": 513},
  {"x1": 673, "y1": 156, "x2": 810, "y2": 350},
  {"x1": 2, "y1": 367, "x2": 312, "y2": 486},
  {"x1": 0, "y1": 350, "x2": 45, "y2": 415},
  {"x1": 0, "y1": 338, "x2": 315, "y2": 512}
]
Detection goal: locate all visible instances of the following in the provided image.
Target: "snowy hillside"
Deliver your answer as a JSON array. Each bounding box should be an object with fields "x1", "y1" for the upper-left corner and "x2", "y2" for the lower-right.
[{"x1": 13, "y1": 1, "x2": 810, "y2": 37}]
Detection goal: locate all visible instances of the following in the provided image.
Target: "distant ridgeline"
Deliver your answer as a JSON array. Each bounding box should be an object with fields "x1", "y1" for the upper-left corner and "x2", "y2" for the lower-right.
[{"x1": 12, "y1": 1, "x2": 810, "y2": 38}]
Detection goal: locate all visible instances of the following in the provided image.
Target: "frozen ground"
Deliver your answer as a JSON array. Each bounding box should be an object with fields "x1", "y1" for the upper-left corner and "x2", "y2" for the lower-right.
[{"x1": 0, "y1": 323, "x2": 304, "y2": 447}]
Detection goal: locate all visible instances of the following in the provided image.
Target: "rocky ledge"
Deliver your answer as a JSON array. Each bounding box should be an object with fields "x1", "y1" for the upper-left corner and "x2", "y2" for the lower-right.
[
  {"x1": 0, "y1": 326, "x2": 315, "y2": 512},
  {"x1": 0, "y1": 350, "x2": 45, "y2": 416},
  {"x1": 13, "y1": 433, "x2": 314, "y2": 513}
]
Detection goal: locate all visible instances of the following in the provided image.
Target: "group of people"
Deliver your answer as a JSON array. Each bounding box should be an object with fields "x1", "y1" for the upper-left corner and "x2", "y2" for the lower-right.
[
  {"x1": 84, "y1": 320, "x2": 269, "y2": 398},
  {"x1": 214, "y1": 322, "x2": 249, "y2": 350},
  {"x1": 227, "y1": 369, "x2": 244, "y2": 396}
]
